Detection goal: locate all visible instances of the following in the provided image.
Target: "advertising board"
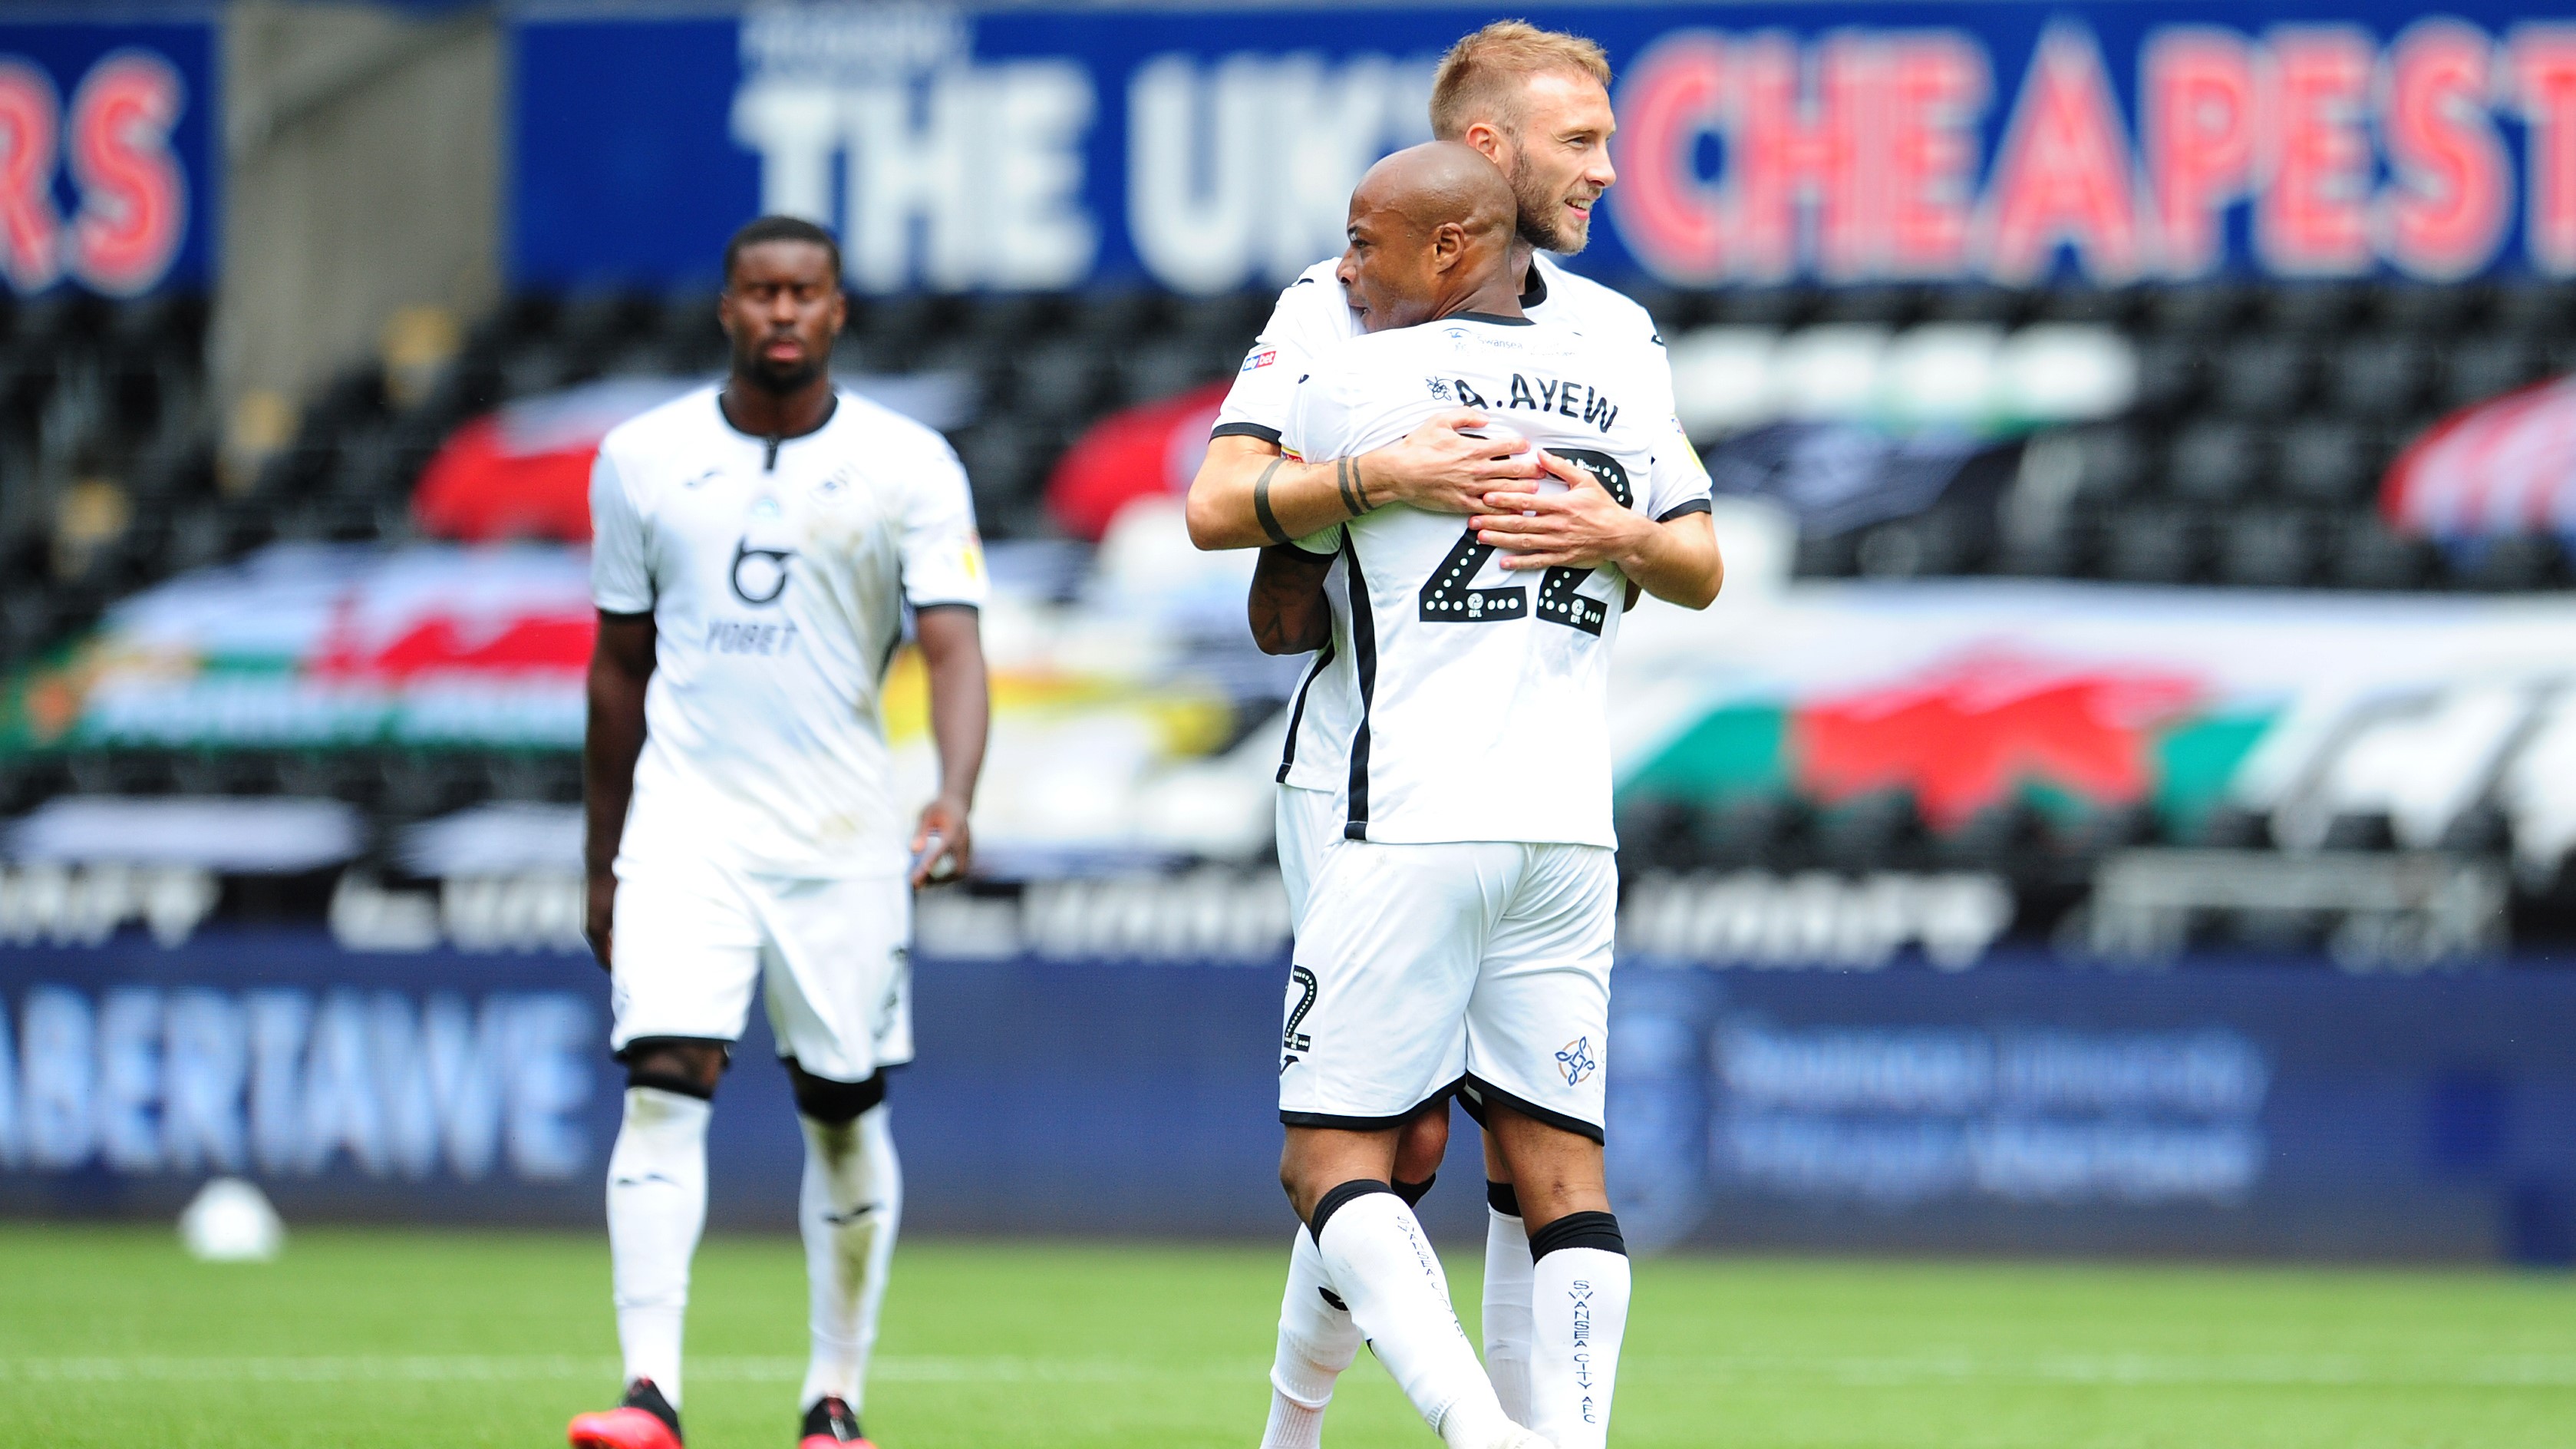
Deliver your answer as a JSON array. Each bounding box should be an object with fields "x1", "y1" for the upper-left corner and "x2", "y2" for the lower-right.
[
  {"x1": 517, "y1": 3, "x2": 2576, "y2": 293},
  {"x1": 0, "y1": 20, "x2": 211, "y2": 295},
  {"x1": 3, "y1": 929, "x2": 2571, "y2": 1260}
]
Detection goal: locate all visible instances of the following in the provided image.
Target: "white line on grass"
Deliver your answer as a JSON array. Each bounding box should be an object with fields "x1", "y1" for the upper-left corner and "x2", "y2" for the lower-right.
[
  {"x1": 0, "y1": 1355, "x2": 1261, "y2": 1385},
  {"x1": 4, "y1": 1352, "x2": 2571, "y2": 1389}
]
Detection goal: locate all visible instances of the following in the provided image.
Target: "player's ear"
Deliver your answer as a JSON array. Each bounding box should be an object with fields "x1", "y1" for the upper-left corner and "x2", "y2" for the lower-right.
[{"x1": 1431, "y1": 221, "x2": 1466, "y2": 271}]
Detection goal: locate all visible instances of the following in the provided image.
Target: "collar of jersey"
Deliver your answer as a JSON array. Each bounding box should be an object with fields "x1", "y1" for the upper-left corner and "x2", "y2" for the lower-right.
[{"x1": 1450, "y1": 311, "x2": 1534, "y2": 327}]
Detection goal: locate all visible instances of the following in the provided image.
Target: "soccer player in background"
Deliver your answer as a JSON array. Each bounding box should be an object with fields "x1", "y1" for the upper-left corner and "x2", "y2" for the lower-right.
[
  {"x1": 1250, "y1": 141, "x2": 1719, "y2": 1449},
  {"x1": 567, "y1": 216, "x2": 991, "y2": 1449},
  {"x1": 1186, "y1": 22, "x2": 1704, "y2": 1447}
]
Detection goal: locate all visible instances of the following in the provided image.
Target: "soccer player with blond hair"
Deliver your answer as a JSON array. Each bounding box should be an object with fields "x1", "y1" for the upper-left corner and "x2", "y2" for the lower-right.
[{"x1": 1189, "y1": 21, "x2": 1717, "y2": 1449}]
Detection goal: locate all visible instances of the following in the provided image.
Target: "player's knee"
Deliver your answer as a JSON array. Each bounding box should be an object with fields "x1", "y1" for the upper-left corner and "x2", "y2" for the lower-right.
[
  {"x1": 621, "y1": 1038, "x2": 729, "y2": 1099},
  {"x1": 1392, "y1": 1103, "x2": 1450, "y2": 1184},
  {"x1": 787, "y1": 1060, "x2": 886, "y2": 1124}
]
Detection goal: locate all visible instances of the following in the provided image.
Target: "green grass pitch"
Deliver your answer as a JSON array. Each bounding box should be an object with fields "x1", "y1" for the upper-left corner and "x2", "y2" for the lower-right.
[{"x1": 1, "y1": 1224, "x2": 2571, "y2": 1447}]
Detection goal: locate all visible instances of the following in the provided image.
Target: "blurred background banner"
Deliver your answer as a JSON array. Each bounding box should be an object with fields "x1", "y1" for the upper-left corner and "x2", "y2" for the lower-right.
[
  {"x1": 5, "y1": 939, "x2": 2573, "y2": 1264},
  {"x1": 0, "y1": 19, "x2": 211, "y2": 299},
  {"x1": 520, "y1": 2, "x2": 2574, "y2": 294},
  {"x1": 4, "y1": 1, "x2": 2576, "y2": 1266}
]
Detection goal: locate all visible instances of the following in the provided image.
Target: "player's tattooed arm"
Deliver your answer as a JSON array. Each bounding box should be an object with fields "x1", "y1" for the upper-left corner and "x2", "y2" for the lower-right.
[
  {"x1": 1248, "y1": 543, "x2": 1336, "y2": 655},
  {"x1": 911, "y1": 605, "x2": 988, "y2": 886},
  {"x1": 582, "y1": 611, "x2": 658, "y2": 969}
]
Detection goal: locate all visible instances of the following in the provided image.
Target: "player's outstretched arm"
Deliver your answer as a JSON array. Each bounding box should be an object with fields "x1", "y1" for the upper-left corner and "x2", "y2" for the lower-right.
[
  {"x1": 582, "y1": 611, "x2": 658, "y2": 969},
  {"x1": 1473, "y1": 451, "x2": 1724, "y2": 609},
  {"x1": 1247, "y1": 544, "x2": 1336, "y2": 655},
  {"x1": 1183, "y1": 414, "x2": 1545, "y2": 552},
  {"x1": 911, "y1": 604, "x2": 988, "y2": 886}
]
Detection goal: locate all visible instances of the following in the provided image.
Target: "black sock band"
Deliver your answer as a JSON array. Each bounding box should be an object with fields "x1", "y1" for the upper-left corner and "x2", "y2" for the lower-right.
[
  {"x1": 1393, "y1": 1173, "x2": 1436, "y2": 1207},
  {"x1": 625, "y1": 1069, "x2": 714, "y2": 1101},
  {"x1": 1307, "y1": 1178, "x2": 1397, "y2": 1243},
  {"x1": 789, "y1": 1064, "x2": 886, "y2": 1124},
  {"x1": 1530, "y1": 1210, "x2": 1626, "y2": 1261},
  {"x1": 1486, "y1": 1180, "x2": 1521, "y2": 1217}
]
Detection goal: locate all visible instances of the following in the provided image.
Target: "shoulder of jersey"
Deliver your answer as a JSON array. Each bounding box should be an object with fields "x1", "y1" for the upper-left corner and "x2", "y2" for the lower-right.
[
  {"x1": 1533, "y1": 256, "x2": 1663, "y2": 348},
  {"x1": 833, "y1": 386, "x2": 958, "y2": 461},
  {"x1": 598, "y1": 383, "x2": 721, "y2": 458}
]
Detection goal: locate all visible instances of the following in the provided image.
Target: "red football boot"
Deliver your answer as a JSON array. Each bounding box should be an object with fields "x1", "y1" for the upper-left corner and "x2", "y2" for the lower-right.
[
  {"x1": 568, "y1": 1378, "x2": 684, "y2": 1449},
  {"x1": 799, "y1": 1395, "x2": 876, "y2": 1449}
]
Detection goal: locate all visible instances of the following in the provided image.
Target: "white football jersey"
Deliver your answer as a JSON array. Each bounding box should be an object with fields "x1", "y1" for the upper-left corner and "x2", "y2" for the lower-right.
[
  {"x1": 1218, "y1": 253, "x2": 1661, "y2": 439},
  {"x1": 1275, "y1": 314, "x2": 1712, "y2": 848},
  {"x1": 590, "y1": 385, "x2": 987, "y2": 877}
]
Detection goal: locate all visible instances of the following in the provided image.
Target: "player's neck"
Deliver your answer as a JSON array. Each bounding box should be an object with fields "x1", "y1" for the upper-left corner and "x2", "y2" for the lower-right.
[
  {"x1": 720, "y1": 375, "x2": 837, "y2": 444},
  {"x1": 1432, "y1": 272, "x2": 1527, "y2": 325}
]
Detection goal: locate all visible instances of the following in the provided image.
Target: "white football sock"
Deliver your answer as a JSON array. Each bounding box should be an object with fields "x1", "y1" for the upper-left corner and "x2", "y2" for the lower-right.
[
  {"x1": 1529, "y1": 1239, "x2": 1631, "y2": 1449},
  {"x1": 1261, "y1": 1225, "x2": 1362, "y2": 1449},
  {"x1": 1308, "y1": 1187, "x2": 1517, "y2": 1448},
  {"x1": 1480, "y1": 1194, "x2": 1535, "y2": 1423},
  {"x1": 798, "y1": 1102, "x2": 902, "y2": 1414},
  {"x1": 607, "y1": 1086, "x2": 711, "y2": 1408}
]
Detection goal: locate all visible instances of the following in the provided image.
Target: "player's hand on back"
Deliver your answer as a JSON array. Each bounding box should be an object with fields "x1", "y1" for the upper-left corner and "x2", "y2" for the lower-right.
[
  {"x1": 910, "y1": 796, "x2": 972, "y2": 887},
  {"x1": 583, "y1": 868, "x2": 616, "y2": 972},
  {"x1": 1473, "y1": 447, "x2": 1653, "y2": 572},
  {"x1": 1362, "y1": 408, "x2": 1545, "y2": 516}
]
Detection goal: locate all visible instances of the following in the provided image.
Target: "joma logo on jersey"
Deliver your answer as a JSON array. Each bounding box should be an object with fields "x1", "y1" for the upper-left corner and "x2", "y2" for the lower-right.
[
  {"x1": 1557, "y1": 1036, "x2": 1597, "y2": 1087},
  {"x1": 1448, "y1": 374, "x2": 1619, "y2": 434},
  {"x1": 731, "y1": 539, "x2": 795, "y2": 606}
]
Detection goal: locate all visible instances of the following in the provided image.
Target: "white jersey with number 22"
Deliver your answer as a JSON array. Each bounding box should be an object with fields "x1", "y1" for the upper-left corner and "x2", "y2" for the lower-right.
[{"x1": 1275, "y1": 313, "x2": 1712, "y2": 850}]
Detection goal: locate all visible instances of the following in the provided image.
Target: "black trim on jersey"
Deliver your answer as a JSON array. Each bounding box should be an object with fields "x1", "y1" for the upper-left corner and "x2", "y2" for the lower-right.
[
  {"x1": 715, "y1": 390, "x2": 840, "y2": 472},
  {"x1": 1338, "y1": 529, "x2": 1377, "y2": 840},
  {"x1": 912, "y1": 601, "x2": 982, "y2": 614},
  {"x1": 1211, "y1": 421, "x2": 1284, "y2": 444},
  {"x1": 1456, "y1": 1073, "x2": 1606, "y2": 1144},
  {"x1": 597, "y1": 607, "x2": 653, "y2": 622},
  {"x1": 1519, "y1": 261, "x2": 1549, "y2": 309},
  {"x1": 1275, "y1": 638, "x2": 1337, "y2": 784},
  {"x1": 1280, "y1": 1078, "x2": 1462, "y2": 1134},
  {"x1": 1654, "y1": 498, "x2": 1714, "y2": 523},
  {"x1": 1453, "y1": 311, "x2": 1534, "y2": 326}
]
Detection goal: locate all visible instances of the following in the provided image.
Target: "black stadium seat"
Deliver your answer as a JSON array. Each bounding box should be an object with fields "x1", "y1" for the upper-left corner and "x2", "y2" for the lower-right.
[
  {"x1": 2102, "y1": 504, "x2": 2205, "y2": 583},
  {"x1": 2214, "y1": 335, "x2": 2314, "y2": 418},
  {"x1": 2441, "y1": 335, "x2": 2543, "y2": 409},
  {"x1": 2167, "y1": 418, "x2": 2261, "y2": 503},
  {"x1": 2324, "y1": 334, "x2": 2432, "y2": 418},
  {"x1": 2216, "y1": 508, "x2": 2320, "y2": 588},
  {"x1": 2277, "y1": 419, "x2": 2376, "y2": 506}
]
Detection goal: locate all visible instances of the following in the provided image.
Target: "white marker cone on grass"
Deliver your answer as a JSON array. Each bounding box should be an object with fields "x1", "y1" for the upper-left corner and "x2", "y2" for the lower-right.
[{"x1": 180, "y1": 1177, "x2": 285, "y2": 1262}]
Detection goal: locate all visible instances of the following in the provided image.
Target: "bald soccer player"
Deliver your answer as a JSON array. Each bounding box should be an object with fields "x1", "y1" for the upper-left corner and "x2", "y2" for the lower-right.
[{"x1": 1248, "y1": 141, "x2": 1718, "y2": 1449}]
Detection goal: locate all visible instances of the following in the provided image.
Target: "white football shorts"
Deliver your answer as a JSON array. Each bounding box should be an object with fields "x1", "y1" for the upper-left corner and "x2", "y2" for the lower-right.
[
  {"x1": 1279, "y1": 834, "x2": 1615, "y2": 1140},
  {"x1": 609, "y1": 855, "x2": 912, "y2": 1084},
  {"x1": 1275, "y1": 784, "x2": 1339, "y2": 923}
]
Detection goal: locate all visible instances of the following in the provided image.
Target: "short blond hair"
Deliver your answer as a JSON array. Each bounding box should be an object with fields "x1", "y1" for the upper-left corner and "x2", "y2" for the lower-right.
[{"x1": 1429, "y1": 21, "x2": 1613, "y2": 140}]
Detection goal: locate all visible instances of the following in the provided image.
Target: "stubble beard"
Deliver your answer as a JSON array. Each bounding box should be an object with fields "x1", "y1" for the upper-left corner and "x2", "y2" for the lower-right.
[
  {"x1": 1509, "y1": 152, "x2": 1592, "y2": 256},
  {"x1": 734, "y1": 341, "x2": 823, "y2": 395}
]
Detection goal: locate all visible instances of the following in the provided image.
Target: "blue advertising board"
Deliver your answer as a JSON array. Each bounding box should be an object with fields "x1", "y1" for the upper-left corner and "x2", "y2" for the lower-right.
[
  {"x1": 4, "y1": 929, "x2": 2574, "y2": 1261},
  {"x1": 517, "y1": 2, "x2": 2576, "y2": 293},
  {"x1": 0, "y1": 21, "x2": 213, "y2": 295}
]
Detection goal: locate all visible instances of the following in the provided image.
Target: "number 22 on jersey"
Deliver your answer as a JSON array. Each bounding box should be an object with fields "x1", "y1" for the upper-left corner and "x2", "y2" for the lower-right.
[{"x1": 1415, "y1": 447, "x2": 1631, "y2": 637}]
